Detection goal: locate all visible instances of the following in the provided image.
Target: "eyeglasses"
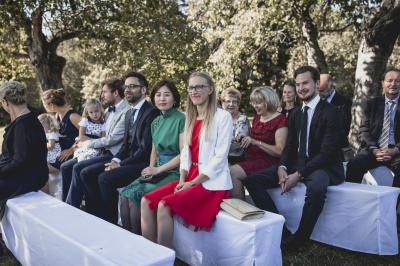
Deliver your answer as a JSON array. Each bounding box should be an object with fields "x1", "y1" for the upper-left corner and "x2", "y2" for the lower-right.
[
  {"x1": 187, "y1": 84, "x2": 209, "y2": 92},
  {"x1": 124, "y1": 84, "x2": 143, "y2": 90},
  {"x1": 222, "y1": 100, "x2": 239, "y2": 105}
]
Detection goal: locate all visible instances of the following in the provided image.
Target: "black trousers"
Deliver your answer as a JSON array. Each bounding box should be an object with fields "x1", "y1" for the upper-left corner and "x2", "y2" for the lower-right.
[
  {"x1": 243, "y1": 164, "x2": 342, "y2": 244},
  {"x1": 346, "y1": 152, "x2": 400, "y2": 188},
  {"x1": 79, "y1": 158, "x2": 146, "y2": 223}
]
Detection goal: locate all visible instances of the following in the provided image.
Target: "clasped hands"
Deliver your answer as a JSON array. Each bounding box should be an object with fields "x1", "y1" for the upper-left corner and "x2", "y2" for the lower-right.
[
  {"x1": 372, "y1": 147, "x2": 398, "y2": 162},
  {"x1": 104, "y1": 160, "x2": 120, "y2": 171},
  {"x1": 277, "y1": 167, "x2": 301, "y2": 194}
]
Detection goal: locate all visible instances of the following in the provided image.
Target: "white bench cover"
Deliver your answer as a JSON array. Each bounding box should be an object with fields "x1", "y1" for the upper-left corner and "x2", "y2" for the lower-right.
[
  {"x1": 172, "y1": 210, "x2": 285, "y2": 266},
  {"x1": 267, "y1": 182, "x2": 400, "y2": 255},
  {"x1": 1, "y1": 191, "x2": 175, "y2": 266}
]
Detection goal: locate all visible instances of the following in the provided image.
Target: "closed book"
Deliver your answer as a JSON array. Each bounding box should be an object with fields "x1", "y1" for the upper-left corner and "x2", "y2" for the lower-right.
[{"x1": 220, "y1": 198, "x2": 265, "y2": 220}]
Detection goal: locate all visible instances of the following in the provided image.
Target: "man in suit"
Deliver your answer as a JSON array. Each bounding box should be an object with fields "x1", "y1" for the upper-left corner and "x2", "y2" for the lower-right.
[
  {"x1": 79, "y1": 72, "x2": 159, "y2": 223},
  {"x1": 243, "y1": 66, "x2": 345, "y2": 251},
  {"x1": 319, "y1": 74, "x2": 352, "y2": 152},
  {"x1": 61, "y1": 78, "x2": 131, "y2": 206},
  {"x1": 346, "y1": 68, "x2": 400, "y2": 188}
]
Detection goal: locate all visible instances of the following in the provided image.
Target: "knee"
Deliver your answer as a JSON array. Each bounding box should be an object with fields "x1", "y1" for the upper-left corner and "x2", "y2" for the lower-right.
[
  {"x1": 157, "y1": 201, "x2": 170, "y2": 217},
  {"x1": 141, "y1": 197, "x2": 150, "y2": 210},
  {"x1": 306, "y1": 182, "x2": 327, "y2": 199}
]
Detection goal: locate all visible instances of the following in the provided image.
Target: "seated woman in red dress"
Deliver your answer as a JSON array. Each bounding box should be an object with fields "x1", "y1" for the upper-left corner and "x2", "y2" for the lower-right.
[
  {"x1": 230, "y1": 86, "x2": 288, "y2": 199},
  {"x1": 141, "y1": 72, "x2": 233, "y2": 248}
]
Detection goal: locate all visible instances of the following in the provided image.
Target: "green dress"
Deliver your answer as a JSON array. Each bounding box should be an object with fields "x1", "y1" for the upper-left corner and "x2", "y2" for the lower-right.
[{"x1": 120, "y1": 108, "x2": 185, "y2": 205}]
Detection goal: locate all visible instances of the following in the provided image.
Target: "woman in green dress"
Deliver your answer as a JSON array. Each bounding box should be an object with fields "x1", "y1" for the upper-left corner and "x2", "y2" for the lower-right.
[{"x1": 120, "y1": 80, "x2": 185, "y2": 234}]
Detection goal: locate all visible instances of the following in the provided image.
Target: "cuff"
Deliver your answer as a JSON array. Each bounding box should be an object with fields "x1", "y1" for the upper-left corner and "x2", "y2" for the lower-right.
[{"x1": 112, "y1": 158, "x2": 121, "y2": 164}]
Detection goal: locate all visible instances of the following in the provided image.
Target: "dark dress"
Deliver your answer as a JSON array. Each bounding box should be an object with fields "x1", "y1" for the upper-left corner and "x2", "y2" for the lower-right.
[
  {"x1": 50, "y1": 109, "x2": 79, "y2": 169},
  {"x1": 144, "y1": 120, "x2": 229, "y2": 230},
  {"x1": 238, "y1": 114, "x2": 287, "y2": 175},
  {"x1": 0, "y1": 112, "x2": 48, "y2": 201}
]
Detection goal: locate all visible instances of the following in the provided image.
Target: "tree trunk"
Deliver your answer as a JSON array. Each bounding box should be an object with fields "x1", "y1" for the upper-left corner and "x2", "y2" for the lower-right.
[
  {"x1": 25, "y1": 8, "x2": 66, "y2": 90},
  {"x1": 293, "y1": 2, "x2": 329, "y2": 73},
  {"x1": 349, "y1": 1, "x2": 400, "y2": 150}
]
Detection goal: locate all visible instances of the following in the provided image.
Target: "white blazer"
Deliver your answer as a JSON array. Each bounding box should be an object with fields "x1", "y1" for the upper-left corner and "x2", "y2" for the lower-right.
[{"x1": 180, "y1": 108, "x2": 233, "y2": 191}]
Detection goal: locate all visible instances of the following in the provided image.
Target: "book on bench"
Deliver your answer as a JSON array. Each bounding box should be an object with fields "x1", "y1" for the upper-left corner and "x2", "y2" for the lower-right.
[{"x1": 220, "y1": 198, "x2": 265, "y2": 220}]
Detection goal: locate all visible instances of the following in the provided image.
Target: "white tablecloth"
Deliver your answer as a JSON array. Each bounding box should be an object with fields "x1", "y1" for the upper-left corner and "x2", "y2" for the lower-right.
[
  {"x1": 267, "y1": 182, "x2": 400, "y2": 255},
  {"x1": 172, "y1": 210, "x2": 285, "y2": 266},
  {"x1": 1, "y1": 191, "x2": 175, "y2": 266}
]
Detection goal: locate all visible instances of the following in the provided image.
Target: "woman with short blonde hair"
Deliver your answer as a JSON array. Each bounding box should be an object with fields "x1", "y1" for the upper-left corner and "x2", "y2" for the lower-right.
[{"x1": 230, "y1": 86, "x2": 288, "y2": 199}]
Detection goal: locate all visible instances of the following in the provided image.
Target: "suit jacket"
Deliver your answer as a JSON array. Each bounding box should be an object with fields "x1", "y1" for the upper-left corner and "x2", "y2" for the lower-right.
[
  {"x1": 330, "y1": 92, "x2": 352, "y2": 147},
  {"x1": 87, "y1": 99, "x2": 131, "y2": 155},
  {"x1": 180, "y1": 108, "x2": 233, "y2": 191},
  {"x1": 114, "y1": 100, "x2": 159, "y2": 166},
  {"x1": 359, "y1": 96, "x2": 400, "y2": 151},
  {"x1": 280, "y1": 99, "x2": 345, "y2": 183}
]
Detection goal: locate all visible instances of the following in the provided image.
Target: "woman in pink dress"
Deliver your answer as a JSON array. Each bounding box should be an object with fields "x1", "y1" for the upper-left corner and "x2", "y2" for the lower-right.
[
  {"x1": 230, "y1": 86, "x2": 288, "y2": 199},
  {"x1": 141, "y1": 72, "x2": 233, "y2": 248}
]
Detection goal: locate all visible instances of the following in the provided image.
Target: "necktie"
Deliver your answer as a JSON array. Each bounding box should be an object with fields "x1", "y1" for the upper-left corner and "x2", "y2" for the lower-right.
[
  {"x1": 299, "y1": 106, "x2": 309, "y2": 161},
  {"x1": 108, "y1": 106, "x2": 116, "y2": 112},
  {"x1": 378, "y1": 100, "x2": 394, "y2": 148},
  {"x1": 130, "y1": 108, "x2": 137, "y2": 127}
]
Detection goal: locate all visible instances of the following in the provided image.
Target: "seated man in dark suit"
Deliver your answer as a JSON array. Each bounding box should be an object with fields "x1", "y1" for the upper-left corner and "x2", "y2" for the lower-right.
[
  {"x1": 79, "y1": 72, "x2": 159, "y2": 223},
  {"x1": 319, "y1": 74, "x2": 352, "y2": 158},
  {"x1": 243, "y1": 66, "x2": 345, "y2": 251},
  {"x1": 347, "y1": 68, "x2": 400, "y2": 188}
]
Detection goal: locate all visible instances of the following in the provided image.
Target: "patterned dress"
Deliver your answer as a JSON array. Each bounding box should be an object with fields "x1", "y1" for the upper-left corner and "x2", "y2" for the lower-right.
[
  {"x1": 73, "y1": 118, "x2": 106, "y2": 162},
  {"x1": 46, "y1": 131, "x2": 61, "y2": 163},
  {"x1": 144, "y1": 119, "x2": 230, "y2": 230},
  {"x1": 238, "y1": 114, "x2": 287, "y2": 175},
  {"x1": 120, "y1": 108, "x2": 185, "y2": 205}
]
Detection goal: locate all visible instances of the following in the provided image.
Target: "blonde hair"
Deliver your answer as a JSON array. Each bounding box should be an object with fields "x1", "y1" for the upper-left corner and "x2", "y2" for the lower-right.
[
  {"x1": 250, "y1": 86, "x2": 280, "y2": 112},
  {"x1": 38, "y1": 113, "x2": 59, "y2": 132},
  {"x1": 0, "y1": 81, "x2": 27, "y2": 105},
  {"x1": 184, "y1": 72, "x2": 217, "y2": 145},
  {"x1": 82, "y1": 98, "x2": 105, "y2": 123},
  {"x1": 220, "y1": 87, "x2": 242, "y2": 103}
]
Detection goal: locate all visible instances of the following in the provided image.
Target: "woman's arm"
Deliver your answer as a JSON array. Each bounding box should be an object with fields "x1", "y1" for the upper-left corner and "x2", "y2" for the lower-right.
[
  {"x1": 47, "y1": 139, "x2": 56, "y2": 150},
  {"x1": 252, "y1": 127, "x2": 288, "y2": 157},
  {"x1": 70, "y1": 113, "x2": 81, "y2": 130}
]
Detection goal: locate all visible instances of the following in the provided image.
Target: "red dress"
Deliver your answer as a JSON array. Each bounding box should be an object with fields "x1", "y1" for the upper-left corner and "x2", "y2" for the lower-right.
[
  {"x1": 238, "y1": 114, "x2": 287, "y2": 175},
  {"x1": 144, "y1": 120, "x2": 229, "y2": 230}
]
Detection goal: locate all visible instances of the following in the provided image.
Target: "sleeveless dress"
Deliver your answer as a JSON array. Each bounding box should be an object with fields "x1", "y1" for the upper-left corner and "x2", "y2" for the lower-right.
[
  {"x1": 144, "y1": 119, "x2": 229, "y2": 230},
  {"x1": 120, "y1": 108, "x2": 185, "y2": 205},
  {"x1": 46, "y1": 131, "x2": 61, "y2": 163},
  {"x1": 73, "y1": 118, "x2": 106, "y2": 162},
  {"x1": 238, "y1": 114, "x2": 287, "y2": 175},
  {"x1": 50, "y1": 109, "x2": 79, "y2": 169}
]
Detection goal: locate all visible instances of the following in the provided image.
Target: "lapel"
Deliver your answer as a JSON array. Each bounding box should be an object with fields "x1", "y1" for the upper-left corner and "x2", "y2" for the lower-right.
[
  {"x1": 376, "y1": 97, "x2": 385, "y2": 134},
  {"x1": 309, "y1": 100, "x2": 324, "y2": 144},
  {"x1": 130, "y1": 101, "x2": 149, "y2": 142},
  {"x1": 393, "y1": 96, "x2": 400, "y2": 137}
]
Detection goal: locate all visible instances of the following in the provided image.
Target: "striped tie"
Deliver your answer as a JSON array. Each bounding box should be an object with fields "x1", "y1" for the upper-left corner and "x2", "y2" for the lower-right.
[{"x1": 378, "y1": 100, "x2": 394, "y2": 148}]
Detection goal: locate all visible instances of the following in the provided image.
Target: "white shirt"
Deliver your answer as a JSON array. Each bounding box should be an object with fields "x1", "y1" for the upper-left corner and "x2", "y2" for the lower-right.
[
  {"x1": 301, "y1": 94, "x2": 320, "y2": 156},
  {"x1": 326, "y1": 89, "x2": 336, "y2": 103}
]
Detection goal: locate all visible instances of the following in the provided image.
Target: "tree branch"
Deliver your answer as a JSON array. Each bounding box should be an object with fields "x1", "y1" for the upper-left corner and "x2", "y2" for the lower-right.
[
  {"x1": 49, "y1": 31, "x2": 80, "y2": 51},
  {"x1": 321, "y1": 22, "x2": 353, "y2": 33}
]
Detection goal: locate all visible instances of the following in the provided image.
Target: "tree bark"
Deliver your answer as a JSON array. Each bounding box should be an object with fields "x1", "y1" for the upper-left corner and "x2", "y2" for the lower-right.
[
  {"x1": 293, "y1": 2, "x2": 329, "y2": 73},
  {"x1": 349, "y1": 0, "x2": 400, "y2": 150},
  {"x1": 25, "y1": 8, "x2": 66, "y2": 90}
]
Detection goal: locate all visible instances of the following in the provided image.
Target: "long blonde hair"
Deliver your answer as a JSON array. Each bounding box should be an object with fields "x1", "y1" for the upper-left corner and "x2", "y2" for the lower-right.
[{"x1": 184, "y1": 72, "x2": 217, "y2": 145}]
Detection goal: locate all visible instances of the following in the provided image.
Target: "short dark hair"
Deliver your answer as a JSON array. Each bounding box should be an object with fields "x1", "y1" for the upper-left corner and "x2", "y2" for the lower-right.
[
  {"x1": 381, "y1": 67, "x2": 400, "y2": 81},
  {"x1": 150, "y1": 80, "x2": 181, "y2": 108},
  {"x1": 124, "y1": 71, "x2": 148, "y2": 88},
  {"x1": 101, "y1": 78, "x2": 124, "y2": 98},
  {"x1": 294, "y1": 66, "x2": 320, "y2": 82}
]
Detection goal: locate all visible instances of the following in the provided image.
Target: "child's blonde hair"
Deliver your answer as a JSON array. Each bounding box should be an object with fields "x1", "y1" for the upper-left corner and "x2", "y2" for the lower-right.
[
  {"x1": 38, "y1": 113, "x2": 59, "y2": 132},
  {"x1": 82, "y1": 98, "x2": 105, "y2": 123}
]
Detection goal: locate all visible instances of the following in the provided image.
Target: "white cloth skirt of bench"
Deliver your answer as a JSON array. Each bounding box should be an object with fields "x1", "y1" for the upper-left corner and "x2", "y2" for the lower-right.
[
  {"x1": 172, "y1": 210, "x2": 285, "y2": 266},
  {"x1": 267, "y1": 182, "x2": 400, "y2": 255},
  {"x1": 1, "y1": 191, "x2": 175, "y2": 266}
]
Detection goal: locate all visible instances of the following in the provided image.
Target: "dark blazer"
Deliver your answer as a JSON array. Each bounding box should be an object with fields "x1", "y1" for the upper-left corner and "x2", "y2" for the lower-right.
[
  {"x1": 359, "y1": 96, "x2": 400, "y2": 151},
  {"x1": 280, "y1": 99, "x2": 345, "y2": 183},
  {"x1": 0, "y1": 112, "x2": 48, "y2": 200},
  {"x1": 114, "y1": 100, "x2": 159, "y2": 166},
  {"x1": 330, "y1": 91, "x2": 352, "y2": 147}
]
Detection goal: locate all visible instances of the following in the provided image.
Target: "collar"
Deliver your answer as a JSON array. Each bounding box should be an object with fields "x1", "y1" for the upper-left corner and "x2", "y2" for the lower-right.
[
  {"x1": 132, "y1": 98, "x2": 146, "y2": 111},
  {"x1": 326, "y1": 89, "x2": 336, "y2": 103},
  {"x1": 114, "y1": 99, "x2": 125, "y2": 110},
  {"x1": 161, "y1": 107, "x2": 177, "y2": 118},
  {"x1": 302, "y1": 94, "x2": 320, "y2": 111},
  {"x1": 385, "y1": 94, "x2": 399, "y2": 104}
]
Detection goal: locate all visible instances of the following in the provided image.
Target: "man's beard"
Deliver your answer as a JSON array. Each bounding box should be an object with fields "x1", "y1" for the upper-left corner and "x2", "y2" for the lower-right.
[{"x1": 126, "y1": 93, "x2": 142, "y2": 104}]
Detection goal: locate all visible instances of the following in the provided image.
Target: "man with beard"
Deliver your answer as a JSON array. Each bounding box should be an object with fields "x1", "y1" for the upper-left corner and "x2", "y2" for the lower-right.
[
  {"x1": 347, "y1": 68, "x2": 400, "y2": 188},
  {"x1": 61, "y1": 78, "x2": 131, "y2": 206},
  {"x1": 79, "y1": 72, "x2": 159, "y2": 223},
  {"x1": 243, "y1": 66, "x2": 345, "y2": 251}
]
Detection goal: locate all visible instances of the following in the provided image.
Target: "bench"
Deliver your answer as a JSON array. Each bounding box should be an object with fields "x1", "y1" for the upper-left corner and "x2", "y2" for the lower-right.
[
  {"x1": 1, "y1": 191, "x2": 175, "y2": 266},
  {"x1": 267, "y1": 182, "x2": 400, "y2": 255},
  {"x1": 172, "y1": 210, "x2": 285, "y2": 266}
]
